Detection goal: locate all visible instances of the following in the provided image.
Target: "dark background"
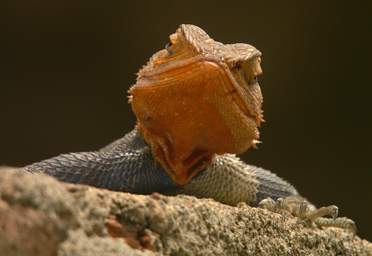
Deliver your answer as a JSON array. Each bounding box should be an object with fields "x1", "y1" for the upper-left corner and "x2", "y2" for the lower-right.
[{"x1": 2, "y1": 1, "x2": 371, "y2": 240}]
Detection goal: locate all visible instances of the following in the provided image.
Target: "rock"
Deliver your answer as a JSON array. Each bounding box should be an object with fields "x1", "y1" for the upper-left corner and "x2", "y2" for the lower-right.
[{"x1": 0, "y1": 167, "x2": 371, "y2": 256}]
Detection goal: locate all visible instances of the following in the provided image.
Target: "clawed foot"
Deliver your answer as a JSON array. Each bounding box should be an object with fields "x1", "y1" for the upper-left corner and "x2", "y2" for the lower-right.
[{"x1": 258, "y1": 196, "x2": 357, "y2": 234}]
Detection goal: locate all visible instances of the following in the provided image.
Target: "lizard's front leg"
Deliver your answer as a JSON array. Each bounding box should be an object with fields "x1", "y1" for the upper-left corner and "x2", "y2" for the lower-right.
[
  {"x1": 174, "y1": 153, "x2": 356, "y2": 233},
  {"x1": 258, "y1": 195, "x2": 357, "y2": 234},
  {"x1": 168, "y1": 153, "x2": 299, "y2": 206}
]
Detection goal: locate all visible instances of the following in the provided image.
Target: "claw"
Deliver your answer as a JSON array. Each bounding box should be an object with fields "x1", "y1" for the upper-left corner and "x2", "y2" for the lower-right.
[
  {"x1": 258, "y1": 197, "x2": 276, "y2": 211},
  {"x1": 298, "y1": 201, "x2": 309, "y2": 218},
  {"x1": 315, "y1": 217, "x2": 357, "y2": 234},
  {"x1": 258, "y1": 196, "x2": 355, "y2": 234},
  {"x1": 306, "y1": 205, "x2": 338, "y2": 221}
]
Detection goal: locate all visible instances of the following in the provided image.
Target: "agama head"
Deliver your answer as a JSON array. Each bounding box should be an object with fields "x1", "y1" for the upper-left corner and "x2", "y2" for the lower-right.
[{"x1": 129, "y1": 24, "x2": 263, "y2": 185}]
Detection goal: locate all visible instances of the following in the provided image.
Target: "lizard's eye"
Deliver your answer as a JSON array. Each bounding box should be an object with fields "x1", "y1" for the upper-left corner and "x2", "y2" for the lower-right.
[{"x1": 165, "y1": 42, "x2": 174, "y2": 55}]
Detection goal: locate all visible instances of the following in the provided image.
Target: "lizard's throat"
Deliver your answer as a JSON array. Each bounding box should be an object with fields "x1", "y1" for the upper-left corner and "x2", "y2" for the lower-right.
[{"x1": 136, "y1": 123, "x2": 218, "y2": 186}]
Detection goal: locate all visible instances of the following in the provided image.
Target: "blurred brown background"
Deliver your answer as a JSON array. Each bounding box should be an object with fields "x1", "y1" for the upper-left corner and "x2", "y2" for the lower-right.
[{"x1": 1, "y1": 1, "x2": 371, "y2": 240}]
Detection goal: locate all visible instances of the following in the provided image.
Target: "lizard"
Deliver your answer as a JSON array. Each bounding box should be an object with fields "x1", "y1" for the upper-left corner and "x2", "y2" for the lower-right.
[{"x1": 23, "y1": 24, "x2": 355, "y2": 231}]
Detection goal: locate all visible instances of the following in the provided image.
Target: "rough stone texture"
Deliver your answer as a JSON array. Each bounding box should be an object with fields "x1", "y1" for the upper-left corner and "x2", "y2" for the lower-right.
[{"x1": 0, "y1": 167, "x2": 371, "y2": 256}]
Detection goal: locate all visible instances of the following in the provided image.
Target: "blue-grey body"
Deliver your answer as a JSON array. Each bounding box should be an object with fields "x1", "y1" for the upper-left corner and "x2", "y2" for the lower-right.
[{"x1": 25, "y1": 129, "x2": 298, "y2": 206}]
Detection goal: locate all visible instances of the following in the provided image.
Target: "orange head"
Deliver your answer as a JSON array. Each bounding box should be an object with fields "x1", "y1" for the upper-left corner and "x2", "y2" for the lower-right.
[{"x1": 129, "y1": 24, "x2": 263, "y2": 185}]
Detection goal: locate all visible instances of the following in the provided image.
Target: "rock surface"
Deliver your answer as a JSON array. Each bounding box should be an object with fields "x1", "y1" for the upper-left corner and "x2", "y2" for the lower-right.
[{"x1": 0, "y1": 167, "x2": 371, "y2": 256}]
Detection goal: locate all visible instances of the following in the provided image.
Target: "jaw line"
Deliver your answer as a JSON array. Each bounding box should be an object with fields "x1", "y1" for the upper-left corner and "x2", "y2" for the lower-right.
[
  {"x1": 220, "y1": 63, "x2": 263, "y2": 127},
  {"x1": 229, "y1": 81, "x2": 262, "y2": 127}
]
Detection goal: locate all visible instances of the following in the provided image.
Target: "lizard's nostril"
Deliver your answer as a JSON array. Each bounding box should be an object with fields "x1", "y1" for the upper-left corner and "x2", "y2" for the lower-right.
[
  {"x1": 165, "y1": 42, "x2": 174, "y2": 55},
  {"x1": 249, "y1": 76, "x2": 258, "y2": 85}
]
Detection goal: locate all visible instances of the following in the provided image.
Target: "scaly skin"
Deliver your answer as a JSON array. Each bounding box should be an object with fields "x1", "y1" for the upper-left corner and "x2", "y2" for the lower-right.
[
  {"x1": 23, "y1": 25, "x2": 356, "y2": 232},
  {"x1": 25, "y1": 129, "x2": 298, "y2": 206},
  {"x1": 130, "y1": 24, "x2": 264, "y2": 185}
]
